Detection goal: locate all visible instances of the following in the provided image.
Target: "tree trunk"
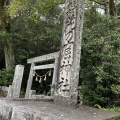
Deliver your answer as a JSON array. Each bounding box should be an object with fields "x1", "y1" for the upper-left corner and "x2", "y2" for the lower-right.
[
  {"x1": 0, "y1": 0, "x2": 15, "y2": 71},
  {"x1": 104, "y1": 3, "x2": 109, "y2": 15},
  {"x1": 4, "y1": 39, "x2": 15, "y2": 71},
  {"x1": 109, "y1": 0, "x2": 115, "y2": 16}
]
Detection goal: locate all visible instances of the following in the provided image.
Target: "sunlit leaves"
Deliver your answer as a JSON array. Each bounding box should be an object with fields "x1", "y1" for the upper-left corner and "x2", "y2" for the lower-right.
[
  {"x1": 8, "y1": 0, "x2": 24, "y2": 18},
  {"x1": 8, "y1": 0, "x2": 65, "y2": 21}
]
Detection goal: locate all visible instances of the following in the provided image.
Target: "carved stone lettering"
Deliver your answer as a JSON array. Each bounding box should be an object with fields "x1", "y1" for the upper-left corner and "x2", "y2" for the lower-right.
[
  {"x1": 55, "y1": 0, "x2": 84, "y2": 106},
  {"x1": 58, "y1": 0, "x2": 77, "y2": 96},
  {"x1": 58, "y1": 67, "x2": 71, "y2": 96},
  {"x1": 61, "y1": 43, "x2": 74, "y2": 66},
  {"x1": 63, "y1": 1, "x2": 77, "y2": 45},
  {"x1": 63, "y1": 28, "x2": 75, "y2": 44},
  {"x1": 65, "y1": 1, "x2": 76, "y2": 24}
]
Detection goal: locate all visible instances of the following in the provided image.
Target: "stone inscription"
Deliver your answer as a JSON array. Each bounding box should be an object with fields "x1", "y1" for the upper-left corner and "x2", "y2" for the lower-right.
[
  {"x1": 61, "y1": 43, "x2": 74, "y2": 66},
  {"x1": 58, "y1": 0, "x2": 77, "y2": 95}
]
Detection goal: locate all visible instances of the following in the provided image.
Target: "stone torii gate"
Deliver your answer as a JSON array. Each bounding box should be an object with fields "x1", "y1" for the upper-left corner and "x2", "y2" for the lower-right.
[{"x1": 25, "y1": 52, "x2": 59, "y2": 98}]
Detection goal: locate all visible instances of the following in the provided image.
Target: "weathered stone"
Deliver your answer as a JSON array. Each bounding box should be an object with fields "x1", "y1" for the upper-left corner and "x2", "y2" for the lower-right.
[
  {"x1": 27, "y1": 52, "x2": 59, "y2": 63},
  {"x1": 11, "y1": 104, "x2": 62, "y2": 120},
  {"x1": 51, "y1": 58, "x2": 59, "y2": 96},
  {"x1": 7, "y1": 85, "x2": 13, "y2": 98},
  {"x1": 0, "y1": 101, "x2": 12, "y2": 120},
  {"x1": 33, "y1": 64, "x2": 55, "y2": 70},
  {"x1": 29, "y1": 90, "x2": 36, "y2": 99},
  {"x1": 54, "y1": 95, "x2": 71, "y2": 107},
  {"x1": 0, "y1": 99, "x2": 119, "y2": 120},
  {"x1": 33, "y1": 113, "x2": 63, "y2": 120},
  {"x1": 25, "y1": 63, "x2": 35, "y2": 98},
  {"x1": 1, "y1": 86, "x2": 9, "y2": 91},
  {"x1": 12, "y1": 65, "x2": 24, "y2": 99},
  {"x1": 11, "y1": 106, "x2": 34, "y2": 120},
  {"x1": 25, "y1": 52, "x2": 59, "y2": 99},
  {"x1": 55, "y1": 0, "x2": 85, "y2": 106}
]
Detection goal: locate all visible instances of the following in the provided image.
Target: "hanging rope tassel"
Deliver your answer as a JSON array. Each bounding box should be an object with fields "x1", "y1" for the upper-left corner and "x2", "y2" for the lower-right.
[
  {"x1": 34, "y1": 69, "x2": 52, "y2": 82},
  {"x1": 35, "y1": 76, "x2": 38, "y2": 81},
  {"x1": 48, "y1": 69, "x2": 51, "y2": 76},
  {"x1": 44, "y1": 75, "x2": 46, "y2": 81},
  {"x1": 39, "y1": 77, "x2": 42, "y2": 83}
]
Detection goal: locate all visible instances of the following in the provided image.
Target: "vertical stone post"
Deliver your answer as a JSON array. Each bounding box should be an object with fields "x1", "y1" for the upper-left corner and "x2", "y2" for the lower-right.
[
  {"x1": 29, "y1": 90, "x2": 36, "y2": 99},
  {"x1": 12, "y1": 65, "x2": 24, "y2": 99},
  {"x1": 7, "y1": 85, "x2": 12, "y2": 98},
  {"x1": 55, "y1": 0, "x2": 84, "y2": 106},
  {"x1": 51, "y1": 58, "x2": 59, "y2": 96},
  {"x1": 25, "y1": 63, "x2": 35, "y2": 98}
]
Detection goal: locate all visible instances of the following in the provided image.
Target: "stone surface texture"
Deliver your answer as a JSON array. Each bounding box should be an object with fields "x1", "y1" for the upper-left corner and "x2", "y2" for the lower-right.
[
  {"x1": 0, "y1": 98, "x2": 119, "y2": 120},
  {"x1": 7, "y1": 85, "x2": 12, "y2": 98},
  {"x1": 29, "y1": 90, "x2": 36, "y2": 99},
  {"x1": 55, "y1": 0, "x2": 85, "y2": 106},
  {"x1": 25, "y1": 63, "x2": 35, "y2": 98},
  {"x1": 25, "y1": 52, "x2": 59, "y2": 99},
  {"x1": 10, "y1": 65, "x2": 24, "y2": 99}
]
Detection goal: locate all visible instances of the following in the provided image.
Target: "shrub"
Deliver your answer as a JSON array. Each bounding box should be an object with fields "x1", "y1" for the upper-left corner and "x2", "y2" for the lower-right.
[{"x1": 0, "y1": 69, "x2": 14, "y2": 86}]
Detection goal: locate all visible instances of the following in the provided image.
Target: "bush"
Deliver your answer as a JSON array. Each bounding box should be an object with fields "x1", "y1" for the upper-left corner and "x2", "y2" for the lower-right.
[
  {"x1": 0, "y1": 69, "x2": 14, "y2": 86},
  {"x1": 80, "y1": 11, "x2": 120, "y2": 107}
]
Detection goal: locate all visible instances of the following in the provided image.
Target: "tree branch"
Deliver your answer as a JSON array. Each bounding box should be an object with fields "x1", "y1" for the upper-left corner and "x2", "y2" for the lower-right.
[{"x1": 89, "y1": 0, "x2": 109, "y2": 5}]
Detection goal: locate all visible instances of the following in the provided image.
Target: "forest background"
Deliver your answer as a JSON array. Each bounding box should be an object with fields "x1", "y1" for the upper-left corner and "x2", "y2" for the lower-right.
[{"x1": 0, "y1": 0, "x2": 120, "y2": 109}]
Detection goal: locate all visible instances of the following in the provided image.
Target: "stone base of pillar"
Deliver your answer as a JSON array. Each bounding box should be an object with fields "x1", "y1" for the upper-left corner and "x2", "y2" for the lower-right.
[{"x1": 54, "y1": 95, "x2": 78, "y2": 107}]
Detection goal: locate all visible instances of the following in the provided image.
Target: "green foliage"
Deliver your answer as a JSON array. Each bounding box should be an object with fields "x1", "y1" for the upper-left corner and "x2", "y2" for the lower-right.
[
  {"x1": 7, "y1": 0, "x2": 63, "y2": 93},
  {"x1": 0, "y1": 0, "x2": 119, "y2": 108},
  {"x1": 116, "y1": 2, "x2": 120, "y2": 16},
  {"x1": 94, "y1": 104, "x2": 102, "y2": 109},
  {"x1": 9, "y1": 0, "x2": 63, "y2": 64},
  {"x1": 111, "y1": 85, "x2": 120, "y2": 94},
  {"x1": 111, "y1": 116, "x2": 120, "y2": 120},
  {"x1": 80, "y1": 10, "x2": 120, "y2": 107},
  {"x1": 108, "y1": 106, "x2": 120, "y2": 113},
  {"x1": 0, "y1": 69, "x2": 14, "y2": 86},
  {"x1": 94, "y1": 105, "x2": 120, "y2": 120},
  {"x1": 8, "y1": 0, "x2": 65, "y2": 21}
]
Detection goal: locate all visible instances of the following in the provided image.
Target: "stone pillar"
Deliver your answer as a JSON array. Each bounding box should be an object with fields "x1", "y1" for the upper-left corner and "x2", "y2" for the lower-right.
[
  {"x1": 29, "y1": 90, "x2": 36, "y2": 99},
  {"x1": 12, "y1": 65, "x2": 24, "y2": 99},
  {"x1": 7, "y1": 85, "x2": 13, "y2": 98},
  {"x1": 25, "y1": 63, "x2": 35, "y2": 98},
  {"x1": 51, "y1": 58, "x2": 59, "y2": 96},
  {"x1": 55, "y1": 0, "x2": 84, "y2": 106}
]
